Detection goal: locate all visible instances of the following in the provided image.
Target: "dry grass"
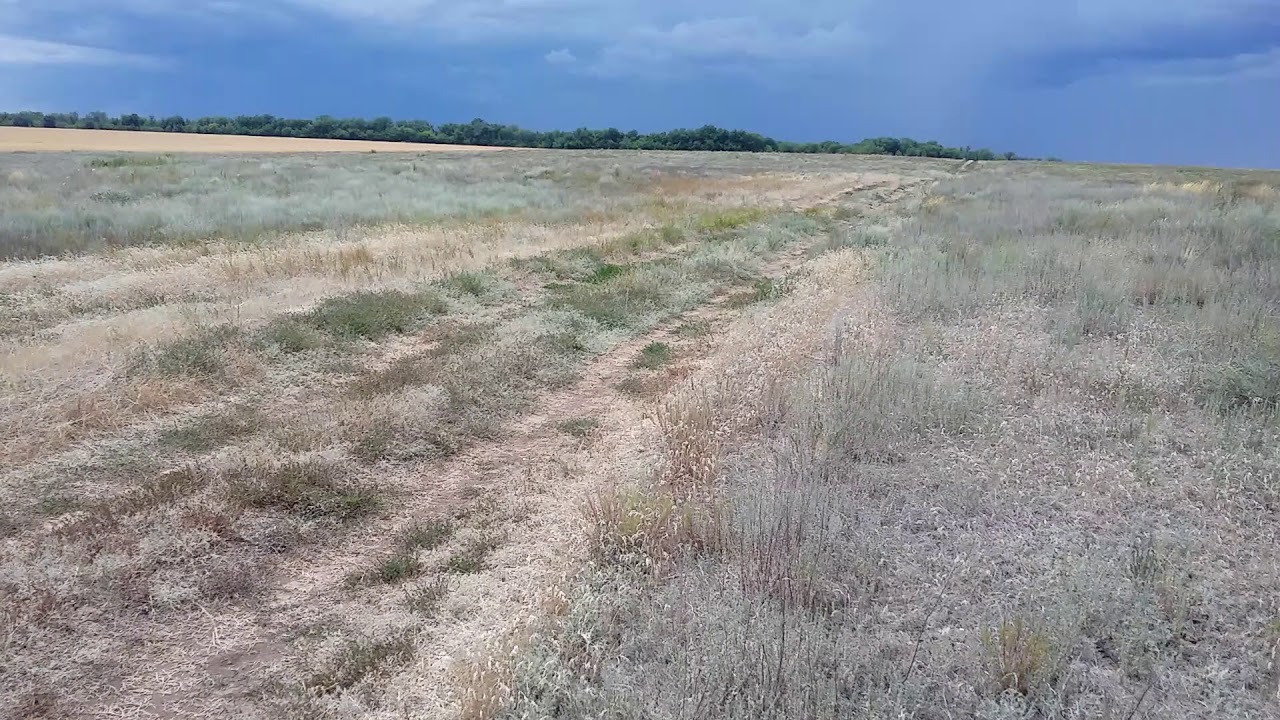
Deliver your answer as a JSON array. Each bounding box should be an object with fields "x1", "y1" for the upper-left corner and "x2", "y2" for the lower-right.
[
  {"x1": 3, "y1": 149, "x2": 933, "y2": 718},
  {"x1": 504, "y1": 166, "x2": 1280, "y2": 720}
]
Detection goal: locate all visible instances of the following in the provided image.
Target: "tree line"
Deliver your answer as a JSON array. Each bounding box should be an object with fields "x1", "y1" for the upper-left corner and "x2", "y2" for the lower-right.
[{"x1": 0, "y1": 110, "x2": 1029, "y2": 160}]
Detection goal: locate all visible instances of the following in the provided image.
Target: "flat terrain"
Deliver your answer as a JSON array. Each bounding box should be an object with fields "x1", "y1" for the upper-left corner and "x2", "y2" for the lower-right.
[
  {"x1": 0, "y1": 127, "x2": 505, "y2": 153},
  {"x1": 2, "y1": 150, "x2": 1278, "y2": 720}
]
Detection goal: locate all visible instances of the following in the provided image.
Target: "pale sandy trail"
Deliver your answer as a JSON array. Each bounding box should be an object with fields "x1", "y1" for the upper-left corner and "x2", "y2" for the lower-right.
[
  {"x1": 0, "y1": 127, "x2": 509, "y2": 154},
  {"x1": 83, "y1": 175, "x2": 932, "y2": 719}
]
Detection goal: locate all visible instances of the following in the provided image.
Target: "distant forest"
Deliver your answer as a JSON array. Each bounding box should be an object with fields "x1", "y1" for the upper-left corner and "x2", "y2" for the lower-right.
[{"x1": 1, "y1": 110, "x2": 1028, "y2": 160}]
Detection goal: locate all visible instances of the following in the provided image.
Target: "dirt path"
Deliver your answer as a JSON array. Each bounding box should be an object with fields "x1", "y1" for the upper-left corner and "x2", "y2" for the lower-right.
[{"x1": 83, "y1": 175, "x2": 932, "y2": 720}]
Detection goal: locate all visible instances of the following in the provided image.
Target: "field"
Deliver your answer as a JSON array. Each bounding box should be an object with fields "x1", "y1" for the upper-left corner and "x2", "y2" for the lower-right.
[
  {"x1": 1, "y1": 145, "x2": 1279, "y2": 720},
  {"x1": 0, "y1": 127, "x2": 505, "y2": 154}
]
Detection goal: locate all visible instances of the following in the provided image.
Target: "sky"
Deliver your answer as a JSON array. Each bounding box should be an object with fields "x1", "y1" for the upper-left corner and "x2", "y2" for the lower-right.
[{"x1": 1, "y1": 0, "x2": 1278, "y2": 167}]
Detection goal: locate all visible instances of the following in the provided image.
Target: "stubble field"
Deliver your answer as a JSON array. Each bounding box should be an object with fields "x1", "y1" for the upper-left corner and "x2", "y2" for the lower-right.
[
  {"x1": 0, "y1": 127, "x2": 505, "y2": 154},
  {"x1": 1, "y1": 143, "x2": 1278, "y2": 720}
]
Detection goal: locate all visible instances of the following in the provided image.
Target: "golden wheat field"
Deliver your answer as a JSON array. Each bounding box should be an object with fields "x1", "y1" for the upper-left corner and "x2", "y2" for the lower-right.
[
  {"x1": 0, "y1": 127, "x2": 506, "y2": 154},
  {"x1": 2, "y1": 147, "x2": 1279, "y2": 720}
]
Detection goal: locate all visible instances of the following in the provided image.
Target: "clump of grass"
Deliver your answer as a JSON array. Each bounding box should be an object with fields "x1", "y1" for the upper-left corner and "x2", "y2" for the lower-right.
[
  {"x1": 556, "y1": 417, "x2": 600, "y2": 438},
  {"x1": 444, "y1": 270, "x2": 500, "y2": 299},
  {"x1": 586, "y1": 263, "x2": 628, "y2": 284},
  {"x1": 549, "y1": 271, "x2": 672, "y2": 329},
  {"x1": 404, "y1": 577, "x2": 451, "y2": 616},
  {"x1": 305, "y1": 289, "x2": 447, "y2": 341},
  {"x1": 983, "y1": 618, "x2": 1053, "y2": 697},
  {"x1": 582, "y1": 488, "x2": 715, "y2": 570},
  {"x1": 602, "y1": 225, "x2": 686, "y2": 255},
  {"x1": 255, "y1": 317, "x2": 329, "y2": 354},
  {"x1": 696, "y1": 207, "x2": 767, "y2": 233},
  {"x1": 87, "y1": 155, "x2": 173, "y2": 169},
  {"x1": 442, "y1": 533, "x2": 505, "y2": 574},
  {"x1": 131, "y1": 325, "x2": 243, "y2": 378},
  {"x1": 513, "y1": 247, "x2": 608, "y2": 282},
  {"x1": 226, "y1": 460, "x2": 378, "y2": 521},
  {"x1": 90, "y1": 189, "x2": 133, "y2": 205},
  {"x1": 346, "y1": 552, "x2": 424, "y2": 587},
  {"x1": 400, "y1": 518, "x2": 455, "y2": 551},
  {"x1": 160, "y1": 404, "x2": 262, "y2": 452},
  {"x1": 304, "y1": 632, "x2": 416, "y2": 694},
  {"x1": 634, "y1": 341, "x2": 673, "y2": 369}
]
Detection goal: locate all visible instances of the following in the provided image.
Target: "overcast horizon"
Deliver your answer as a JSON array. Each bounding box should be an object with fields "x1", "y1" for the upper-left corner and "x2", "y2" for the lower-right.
[{"x1": 2, "y1": 0, "x2": 1278, "y2": 168}]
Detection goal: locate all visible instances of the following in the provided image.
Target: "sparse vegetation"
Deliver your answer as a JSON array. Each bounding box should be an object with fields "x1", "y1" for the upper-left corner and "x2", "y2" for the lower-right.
[
  {"x1": 400, "y1": 518, "x2": 456, "y2": 551},
  {"x1": 5, "y1": 148, "x2": 1277, "y2": 720},
  {"x1": 160, "y1": 403, "x2": 263, "y2": 452},
  {"x1": 555, "y1": 417, "x2": 600, "y2": 438},
  {"x1": 302, "y1": 632, "x2": 417, "y2": 695},
  {"x1": 346, "y1": 552, "x2": 425, "y2": 587},
  {"x1": 225, "y1": 459, "x2": 379, "y2": 520},
  {"x1": 443, "y1": 533, "x2": 506, "y2": 575}
]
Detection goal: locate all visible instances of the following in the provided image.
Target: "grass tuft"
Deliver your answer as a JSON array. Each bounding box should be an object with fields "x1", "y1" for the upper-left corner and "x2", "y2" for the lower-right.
[
  {"x1": 226, "y1": 460, "x2": 378, "y2": 521},
  {"x1": 634, "y1": 341, "x2": 673, "y2": 369},
  {"x1": 305, "y1": 289, "x2": 447, "y2": 341},
  {"x1": 556, "y1": 417, "x2": 600, "y2": 438},
  {"x1": 400, "y1": 518, "x2": 455, "y2": 551},
  {"x1": 404, "y1": 577, "x2": 451, "y2": 616},
  {"x1": 346, "y1": 552, "x2": 424, "y2": 587},
  {"x1": 132, "y1": 325, "x2": 242, "y2": 378}
]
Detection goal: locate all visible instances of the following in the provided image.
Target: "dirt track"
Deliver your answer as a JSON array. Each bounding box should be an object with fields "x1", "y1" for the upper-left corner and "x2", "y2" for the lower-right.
[{"x1": 0, "y1": 127, "x2": 507, "y2": 154}]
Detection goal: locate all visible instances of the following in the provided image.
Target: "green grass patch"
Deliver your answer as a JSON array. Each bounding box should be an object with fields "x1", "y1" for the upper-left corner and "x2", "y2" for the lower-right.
[
  {"x1": 587, "y1": 262, "x2": 628, "y2": 284},
  {"x1": 131, "y1": 325, "x2": 242, "y2": 378},
  {"x1": 634, "y1": 341, "x2": 673, "y2": 369},
  {"x1": 305, "y1": 289, "x2": 447, "y2": 341},
  {"x1": 442, "y1": 270, "x2": 507, "y2": 301},
  {"x1": 556, "y1": 417, "x2": 601, "y2": 438},
  {"x1": 255, "y1": 317, "x2": 329, "y2": 354},
  {"x1": 549, "y1": 273, "x2": 670, "y2": 329},
  {"x1": 696, "y1": 207, "x2": 768, "y2": 233}
]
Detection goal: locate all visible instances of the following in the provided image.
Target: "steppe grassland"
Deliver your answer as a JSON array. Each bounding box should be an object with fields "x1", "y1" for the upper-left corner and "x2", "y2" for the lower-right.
[
  {"x1": 504, "y1": 166, "x2": 1280, "y2": 719},
  {"x1": 0, "y1": 147, "x2": 936, "y2": 718},
  {"x1": 3, "y1": 145, "x2": 1278, "y2": 720}
]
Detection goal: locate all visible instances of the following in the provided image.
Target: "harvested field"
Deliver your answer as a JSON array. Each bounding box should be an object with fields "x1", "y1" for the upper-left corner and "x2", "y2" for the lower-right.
[
  {"x1": 2, "y1": 149, "x2": 1278, "y2": 720},
  {"x1": 0, "y1": 127, "x2": 506, "y2": 154}
]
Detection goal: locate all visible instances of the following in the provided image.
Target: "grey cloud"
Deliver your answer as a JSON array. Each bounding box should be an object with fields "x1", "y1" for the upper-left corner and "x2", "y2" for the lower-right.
[
  {"x1": 544, "y1": 48, "x2": 576, "y2": 65},
  {"x1": 0, "y1": 34, "x2": 159, "y2": 66}
]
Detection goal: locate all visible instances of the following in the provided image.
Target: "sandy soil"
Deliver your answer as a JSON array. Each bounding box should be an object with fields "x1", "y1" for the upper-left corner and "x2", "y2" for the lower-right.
[{"x1": 0, "y1": 127, "x2": 507, "y2": 154}]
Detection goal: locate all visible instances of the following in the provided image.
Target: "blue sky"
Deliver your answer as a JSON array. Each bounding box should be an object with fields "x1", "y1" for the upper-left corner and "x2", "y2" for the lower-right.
[{"x1": 2, "y1": 0, "x2": 1278, "y2": 167}]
